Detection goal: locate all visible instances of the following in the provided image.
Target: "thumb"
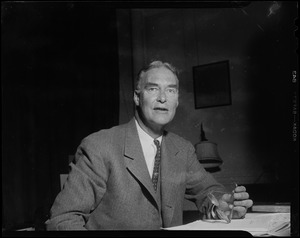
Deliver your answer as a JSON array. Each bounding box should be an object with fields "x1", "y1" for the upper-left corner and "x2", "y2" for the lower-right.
[{"x1": 218, "y1": 194, "x2": 234, "y2": 211}]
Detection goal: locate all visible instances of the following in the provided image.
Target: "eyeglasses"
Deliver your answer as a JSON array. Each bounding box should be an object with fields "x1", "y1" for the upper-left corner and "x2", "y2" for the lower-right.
[{"x1": 207, "y1": 182, "x2": 237, "y2": 223}]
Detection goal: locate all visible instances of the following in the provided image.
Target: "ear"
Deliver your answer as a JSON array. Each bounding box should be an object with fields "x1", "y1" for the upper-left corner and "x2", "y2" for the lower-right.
[{"x1": 134, "y1": 90, "x2": 140, "y2": 106}]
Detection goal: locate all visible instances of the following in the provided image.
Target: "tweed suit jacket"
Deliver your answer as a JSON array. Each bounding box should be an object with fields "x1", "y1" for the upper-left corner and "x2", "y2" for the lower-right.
[{"x1": 46, "y1": 118, "x2": 224, "y2": 230}]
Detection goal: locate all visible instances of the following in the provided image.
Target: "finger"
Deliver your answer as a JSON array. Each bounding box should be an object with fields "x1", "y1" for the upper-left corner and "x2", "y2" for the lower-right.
[
  {"x1": 222, "y1": 193, "x2": 233, "y2": 201},
  {"x1": 233, "y1": 192, "x2": 249, "y2": 200},
  {"x1": 218, "y1": 199, "x2": 230, "y2": 210},
  {"x1": 224, "y1": 210, "x2": 231, "y2": 216},
  {"x1": 234, "y1": 199, "x2": 253, "y2": 208},
  {"x1": 234, "y1": 186, "x2": 246, "y2": 192},
  {"x1": 232, "y1": 206, "x2": 247, "y2": 219}
]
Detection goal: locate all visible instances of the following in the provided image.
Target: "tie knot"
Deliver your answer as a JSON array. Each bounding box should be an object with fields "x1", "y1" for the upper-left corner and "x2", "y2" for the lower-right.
[{"x1": 154, "y1": 139, "x2": 160, "y2": 148}]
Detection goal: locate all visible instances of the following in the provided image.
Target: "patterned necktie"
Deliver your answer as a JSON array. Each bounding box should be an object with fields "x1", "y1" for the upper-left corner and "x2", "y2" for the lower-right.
[{"x1": 152, "y1": 139, "x2": 161, "y2": 192}]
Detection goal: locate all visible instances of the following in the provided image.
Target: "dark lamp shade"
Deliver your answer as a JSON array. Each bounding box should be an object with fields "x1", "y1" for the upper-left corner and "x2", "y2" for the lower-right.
[{"x1": 195, "y1": 141, "x2": 223, "y2": 168}]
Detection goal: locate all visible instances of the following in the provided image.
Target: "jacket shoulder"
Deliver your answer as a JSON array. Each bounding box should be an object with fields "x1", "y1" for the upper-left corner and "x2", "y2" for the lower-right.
[
  {"x1": 79, "y1": 123, "x2": 127, "y2": 151},
  {"x1": 165, "y1": 131, "x2": 194, "y2": 149}
]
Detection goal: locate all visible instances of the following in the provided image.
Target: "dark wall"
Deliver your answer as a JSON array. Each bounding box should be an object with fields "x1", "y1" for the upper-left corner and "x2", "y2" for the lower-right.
[
  {"x1": 128, "y1": 2, "x2": 297, "y2": 187},
  {"x1": 2, "y1": 2, "x2": 119, "y2": 230}
]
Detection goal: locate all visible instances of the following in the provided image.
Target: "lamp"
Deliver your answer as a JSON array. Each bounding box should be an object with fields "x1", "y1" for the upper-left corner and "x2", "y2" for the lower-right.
[{"x1": 195, "y1": 123, "x2": 223, "y2": 171}]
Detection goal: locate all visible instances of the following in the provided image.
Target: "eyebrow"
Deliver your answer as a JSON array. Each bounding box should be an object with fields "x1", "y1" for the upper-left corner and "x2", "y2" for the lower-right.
[{"x1": 144, "y1": 82, "x2": 178, "y2": 88}]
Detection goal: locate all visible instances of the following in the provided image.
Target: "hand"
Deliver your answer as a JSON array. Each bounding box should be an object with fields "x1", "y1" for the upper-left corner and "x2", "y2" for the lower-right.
[
  {"x1": 216, "y1": 186, "x2": 253, "y2": 219},
  {"x1": 230, "y1": 185, "x2": 253, "y2": 219}
]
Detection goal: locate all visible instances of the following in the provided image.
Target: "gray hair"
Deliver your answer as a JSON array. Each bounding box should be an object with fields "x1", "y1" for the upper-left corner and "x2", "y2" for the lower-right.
[{"x1": 135, "y1": 61, "x2": 179, "y2": 91}]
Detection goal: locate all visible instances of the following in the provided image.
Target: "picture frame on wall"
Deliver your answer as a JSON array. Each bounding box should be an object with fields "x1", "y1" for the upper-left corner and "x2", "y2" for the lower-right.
[{"x1": 193, "y1": 60, "x2": 232, "y2": 109}]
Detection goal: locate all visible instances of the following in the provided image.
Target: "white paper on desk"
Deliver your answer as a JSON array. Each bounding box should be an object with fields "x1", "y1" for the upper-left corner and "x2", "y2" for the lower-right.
[{"x1": 166, "y1": 213, "x2": 290, "y2": 236}]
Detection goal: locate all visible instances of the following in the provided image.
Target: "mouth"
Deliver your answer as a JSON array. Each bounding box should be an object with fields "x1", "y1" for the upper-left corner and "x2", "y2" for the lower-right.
[{"x1": 153, "y1": 107, "x2": 169, "y2": 112}]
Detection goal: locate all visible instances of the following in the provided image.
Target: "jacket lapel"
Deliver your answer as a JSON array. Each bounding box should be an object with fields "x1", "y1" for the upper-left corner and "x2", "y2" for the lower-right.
[
  {"x1": 160, "y1": 133, "x2": 182, "y2": 226},
  {"x1": 124, "y1": 119, "x2": 158, "y2": 204}
]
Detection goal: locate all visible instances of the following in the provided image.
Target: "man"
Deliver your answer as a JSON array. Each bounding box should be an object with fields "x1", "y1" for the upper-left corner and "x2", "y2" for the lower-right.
[{"x1": 46, "y1": 61, "x2": 253, "y2": 230}]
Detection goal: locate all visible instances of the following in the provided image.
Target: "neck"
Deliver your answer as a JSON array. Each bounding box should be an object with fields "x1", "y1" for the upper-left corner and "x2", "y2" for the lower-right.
[{"x1": 134, "y1": 111, "x2": 164, "y2": 139}]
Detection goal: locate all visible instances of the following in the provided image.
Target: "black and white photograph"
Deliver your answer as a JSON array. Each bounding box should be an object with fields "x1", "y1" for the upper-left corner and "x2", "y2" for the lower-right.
[{"x1": 2, "y1": 1, "x2": 298, "y2": 236}]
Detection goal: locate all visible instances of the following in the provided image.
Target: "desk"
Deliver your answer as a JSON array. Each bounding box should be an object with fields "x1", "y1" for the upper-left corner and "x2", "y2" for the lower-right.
[{"x1": 175, "y1": 211, "x2": 291, "y2": 237}]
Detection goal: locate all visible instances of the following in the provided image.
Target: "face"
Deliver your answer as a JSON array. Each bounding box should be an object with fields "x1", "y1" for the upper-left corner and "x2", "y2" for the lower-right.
[{"x1": 134, "y1": 67, "x2": 179, "y2": 130}]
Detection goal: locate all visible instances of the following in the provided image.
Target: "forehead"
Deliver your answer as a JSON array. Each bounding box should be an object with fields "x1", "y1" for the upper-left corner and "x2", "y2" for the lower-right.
[{"x1": 144, "y1": 67, "x2": 178, "y2": 84}]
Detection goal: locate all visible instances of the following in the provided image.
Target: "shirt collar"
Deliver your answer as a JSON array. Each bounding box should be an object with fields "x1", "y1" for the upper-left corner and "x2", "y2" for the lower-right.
[{"x1": 135, "y1": 119, "x2": 162, "y2": 144}]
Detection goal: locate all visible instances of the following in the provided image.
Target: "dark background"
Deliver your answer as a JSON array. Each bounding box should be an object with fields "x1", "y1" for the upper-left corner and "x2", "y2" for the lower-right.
[{"x1": 2, "y1": 2, "x2": 120, "y2": 230}]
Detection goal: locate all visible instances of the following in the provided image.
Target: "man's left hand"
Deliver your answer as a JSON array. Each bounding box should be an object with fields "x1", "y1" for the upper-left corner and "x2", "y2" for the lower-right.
[{"x1": 231, "y1": 185, "x2": 253, "y2": 219}]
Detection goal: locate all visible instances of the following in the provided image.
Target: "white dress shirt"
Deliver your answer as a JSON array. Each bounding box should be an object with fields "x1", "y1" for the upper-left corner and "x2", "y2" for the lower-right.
[{"x1": 135, "y1": 119, "x2": 162, "y2": 178}]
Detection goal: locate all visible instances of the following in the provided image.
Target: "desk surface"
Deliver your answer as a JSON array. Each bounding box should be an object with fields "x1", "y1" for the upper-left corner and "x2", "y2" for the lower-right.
[{"x1": 169, "y1": 212, "x2": 291, "y2": 237}]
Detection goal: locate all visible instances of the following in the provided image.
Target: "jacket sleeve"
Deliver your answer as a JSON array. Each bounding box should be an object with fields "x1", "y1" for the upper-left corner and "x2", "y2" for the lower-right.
[
  {"x1": 46, "y1": 136, "x2": 108, "y2": 230},
  {"x1": 184, "y1": 142, "x2": 226, "y2": 218}
]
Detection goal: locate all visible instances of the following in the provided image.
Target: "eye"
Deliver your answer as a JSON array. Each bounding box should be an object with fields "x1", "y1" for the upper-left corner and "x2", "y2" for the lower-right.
[
  {"x1": 166, "y1": 88, "x2": 177, "y2": 94},
  {"x1": 147, "y1": 87, "x2": 159, "y2": 93}
]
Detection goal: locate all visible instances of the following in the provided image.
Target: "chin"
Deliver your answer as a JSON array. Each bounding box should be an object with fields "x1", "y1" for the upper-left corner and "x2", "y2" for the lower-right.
[{"x1": 153, "y1": 117, "x2": 172, "y2": 126}]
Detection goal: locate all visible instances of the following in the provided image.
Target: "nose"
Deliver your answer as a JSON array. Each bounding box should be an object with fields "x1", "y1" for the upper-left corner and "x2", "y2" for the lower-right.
[{"x1": 157, "y1": 89, "x2": 166, "y2": 103}]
